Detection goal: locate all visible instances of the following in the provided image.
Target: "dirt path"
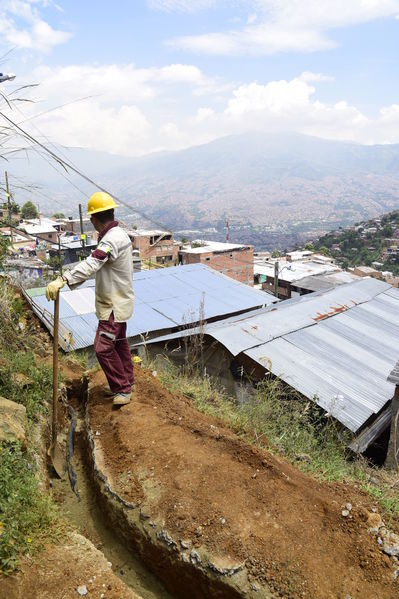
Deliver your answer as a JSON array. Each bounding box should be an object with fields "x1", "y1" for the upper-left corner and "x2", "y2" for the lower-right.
[{"x1": 89, "y1": 367, "x2": 398, "y2": 599}]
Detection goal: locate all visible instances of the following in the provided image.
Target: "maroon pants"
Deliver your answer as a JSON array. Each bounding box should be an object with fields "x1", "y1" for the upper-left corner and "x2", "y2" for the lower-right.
[{"x1": 94, "y1": 312, "x2": 134, "y2": 394}]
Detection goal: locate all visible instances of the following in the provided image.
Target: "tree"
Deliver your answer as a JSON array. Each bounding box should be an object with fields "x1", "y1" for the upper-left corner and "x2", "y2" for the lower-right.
[
  {"x1": 10, "y1": 201, "x2": 20, "y2": 215},
  {"x1": 317, "y1": 246, "x2": 331, "y2": 257},
  {"x1": 304, "y1": 242, "x2": 314, "y2": 251},
  {"x1": 271, "y1": 249, "x2": 280, "y2": 258},
  {"x1": 21, "y1": 201, "x2": 38, "y2": 219},
  {"x1": 52, "y1": 212, "x2": 65, "y2": 219},
  {"x1": 383, "y1": 224, "x2": 393, "y2": 237}
]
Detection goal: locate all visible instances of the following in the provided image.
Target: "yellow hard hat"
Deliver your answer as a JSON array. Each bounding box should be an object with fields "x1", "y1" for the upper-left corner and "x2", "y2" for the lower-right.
[{"x1": 87, "y1": 191, "x2": 118, "y2": 215}]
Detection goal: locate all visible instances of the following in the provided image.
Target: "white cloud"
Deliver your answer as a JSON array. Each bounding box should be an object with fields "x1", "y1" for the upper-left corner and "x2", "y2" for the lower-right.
[
  {"x1": 147, "y1": 0, "x2": 216, "y2": 12},
  {"x1": 225, "y1": 78, "x2": 316, "y2": 115},
  {"x1": 222, "y1": 74, "x2": 369, "y2": 142},
  {"x1": 167, "y1": 0, "x2": 399, "y2": 55},
  {"x1": 195, "y1": 107, "x2": 215, "y2": 121},
  {"x1": 0, "y1": 0, "x2": 71, "y2": 53},
  {"x1": 37, "y1": 102, "x2": 150, "y2": 155},
  {"x1": 299, "y1": 71, "x2": 335, "y2": 83},
  {"x1": 12, "y1": 62, "x2": 226, "y2": 156},
  {"x1": 11, "y1": 65, "x2": 399, "y2": 157}
]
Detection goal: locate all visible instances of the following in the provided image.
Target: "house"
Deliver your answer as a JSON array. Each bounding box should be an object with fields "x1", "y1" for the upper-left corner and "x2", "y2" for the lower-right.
[
  {"x1": 48, "y1": 232, "x2": 97, "y2": 265},
  {"x1": 254, "y1": 257, "x2": 341, "y2": 299},
  {"x1": 0, "y1": 227, "x2": 35, "y2": 253},
  {"x1": 179, "y1": 240, "x2": 254, "y2": 286},
  {"x1": 141, "y1": 277, "x2": 399, "y2": 455},
  {"x1": 353, "y1": 266, "x2": 383, "y2": 280},
  {"x1": 128, "y1": 229, "x2": 180, "y2": 266},
  {"x1": 58, "y1": 216, "x2": 94, "y2": 236},
  {"x1": 19, "y1": 218, "x2": 58, "y2": 244}
]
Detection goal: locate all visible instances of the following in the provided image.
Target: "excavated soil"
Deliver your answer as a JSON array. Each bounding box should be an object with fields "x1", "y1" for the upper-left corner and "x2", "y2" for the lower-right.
[
  {"x1": 0, "y1": 531, "x2": 141, "y2": 599},
  {"x1": 89, "y1": 367, "x2": 399, "y2": 599}
]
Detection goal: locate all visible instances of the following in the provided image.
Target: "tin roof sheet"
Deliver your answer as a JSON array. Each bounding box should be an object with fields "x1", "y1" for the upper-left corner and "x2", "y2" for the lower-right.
[
  {"x1": 24, "y1": 263, "x2": 272, "y2": 352},
  {"x1": 212, "y1": 277, "x2": 397, "y2": 432},
  {"x1": 141, "y1": 277, "x2": 397, "y2": 435}
]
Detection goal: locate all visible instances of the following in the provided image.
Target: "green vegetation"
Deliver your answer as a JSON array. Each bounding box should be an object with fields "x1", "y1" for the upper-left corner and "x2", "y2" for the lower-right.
[
  {"x1": 0, "y1": 237, "x2": 10, "y2": 270},
  {"x1": 314, "y1": 210, "x2": 399, "y2": 274},
  {"x1": 0, "y1": 282, "x2": 59, "y2": 574},
  {"x1": 0, "y1": 444, "x2": 57, "y2": 574},
  {"x1": 0, "y1": 350, "x2": 53, "y2": 421},
  {"x1": 20, "y1": 201, "x2": 39, "y2": 220},
  {"x1": 52, "y1": 212, "x2": 65, "y2": 219},
  {"x1": 46, "y1": 254, "x2": 64, "y2": 273},
  {"x1": 150, "y1": 357, "x2": 399, "y2": 519}
]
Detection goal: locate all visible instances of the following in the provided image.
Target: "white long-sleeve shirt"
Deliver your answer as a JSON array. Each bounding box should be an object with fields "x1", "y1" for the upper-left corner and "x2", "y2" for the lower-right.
[{"x1": 63, "y1": 221, "x2": 134, "y2": 322}]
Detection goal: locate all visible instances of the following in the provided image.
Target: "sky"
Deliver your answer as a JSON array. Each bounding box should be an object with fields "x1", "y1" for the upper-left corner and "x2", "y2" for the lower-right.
[{"x1": 1, "y1": 0, "x2": 399, "y2": 157}]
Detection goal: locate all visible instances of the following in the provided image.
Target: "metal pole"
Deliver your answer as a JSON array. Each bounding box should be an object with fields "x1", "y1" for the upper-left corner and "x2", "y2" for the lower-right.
[
  {"x1": 58, "y1": 234, "x2": 63, "y2": 276},
  {"x1": 5, "y1": 171, "x2": 14, "y2": 247},
  {"x1": 78, "y1": 203, "x2": 86, "y2": 249},
  {"x1": 274, "y1": 260, "x2": 279, "y2": 298}
]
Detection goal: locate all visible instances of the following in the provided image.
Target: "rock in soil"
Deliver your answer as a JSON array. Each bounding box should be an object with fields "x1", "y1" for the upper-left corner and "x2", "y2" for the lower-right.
[{"x1": 0, "y1": 396, "x2": 27, "y2": 445}]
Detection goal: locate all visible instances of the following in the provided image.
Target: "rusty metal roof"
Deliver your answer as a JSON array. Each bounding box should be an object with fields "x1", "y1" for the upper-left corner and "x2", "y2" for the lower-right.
[{"x1": 141, "y1": 277, "x2": 398, "y2": 436}]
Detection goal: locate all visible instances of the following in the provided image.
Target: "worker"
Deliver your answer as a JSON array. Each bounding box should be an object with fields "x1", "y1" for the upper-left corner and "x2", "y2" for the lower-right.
[{"x1": 46, "y1": 192, "x2": 135, "y2": 406}]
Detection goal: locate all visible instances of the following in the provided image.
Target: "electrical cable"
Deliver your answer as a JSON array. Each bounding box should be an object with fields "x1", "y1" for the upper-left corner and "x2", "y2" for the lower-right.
[
  {"x1": 0, "y1": 109, "x2": 172, "y2": 233},
  {"x1": 1, "y1": 103, "x2": 287, "y2": 273}
]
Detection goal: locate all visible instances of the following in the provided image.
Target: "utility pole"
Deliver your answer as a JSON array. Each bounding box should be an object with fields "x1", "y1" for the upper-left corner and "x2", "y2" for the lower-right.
[
  {"x1": 5, "y1": 171, "x2": 14, "y2": 247},
  {"x1": 78, "y1": 204, "x2": 86, "y2": 250},
  {"x1": 274, "y1": 260, "x2": 279, "y2": 298},
  {"x1": 58, "y1": 234, "x2": 63, "y2": 276},
  {"x1": 225, "y1": 217, "x2": 229, "y2": 242}
]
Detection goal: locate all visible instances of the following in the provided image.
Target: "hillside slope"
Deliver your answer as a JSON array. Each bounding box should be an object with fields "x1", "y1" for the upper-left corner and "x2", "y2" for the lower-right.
[
  {"x1": 88, "y1": 367, "x2": 399, "y2": 599},
  {"x1": 10, "y1": 133, "x2": 399, "y2": 238}
]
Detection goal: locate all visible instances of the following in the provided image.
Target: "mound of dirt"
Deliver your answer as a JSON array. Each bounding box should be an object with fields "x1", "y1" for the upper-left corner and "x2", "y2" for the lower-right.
[
  {"x1": 1, "y1": 531, "x2": 140, "y2": 599},
  {"x1": 88, "y1": 367, "x2": 398, "y2": 599}
]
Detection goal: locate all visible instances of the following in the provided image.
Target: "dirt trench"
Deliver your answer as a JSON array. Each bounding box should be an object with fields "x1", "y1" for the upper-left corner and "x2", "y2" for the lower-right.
[
  {"x1": 3, "y1": 351, "x2": 399, "y2": 599},
  {"x1": 85, "y1": 366, "x2": 399, "y2": 599}
]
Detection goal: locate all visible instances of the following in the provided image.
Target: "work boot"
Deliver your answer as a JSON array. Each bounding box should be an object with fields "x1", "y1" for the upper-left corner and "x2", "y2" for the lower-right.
[
  {"x1": 105, "y1": 383, "x2": 134, "y2": 399},
  {"x1": 113, "y1": 392, "x2": 131, "y2": 406}
]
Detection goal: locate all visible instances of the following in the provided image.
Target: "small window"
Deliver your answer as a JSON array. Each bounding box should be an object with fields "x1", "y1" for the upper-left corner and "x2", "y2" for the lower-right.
[{"x1": 205, "y1": 257, "x2": 210, "y2": 261}]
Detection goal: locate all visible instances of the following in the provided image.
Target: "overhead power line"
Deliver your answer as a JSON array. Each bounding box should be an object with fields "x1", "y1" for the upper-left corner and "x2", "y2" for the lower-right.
[{"x1": 0, "y1": 109, "x2": 172, "y2": 233}]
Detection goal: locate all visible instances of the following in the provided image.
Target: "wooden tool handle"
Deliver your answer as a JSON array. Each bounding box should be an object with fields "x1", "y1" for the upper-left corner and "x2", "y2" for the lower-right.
[{"x1": 52, "y1": 291, "x2": 60, "y2": 445}]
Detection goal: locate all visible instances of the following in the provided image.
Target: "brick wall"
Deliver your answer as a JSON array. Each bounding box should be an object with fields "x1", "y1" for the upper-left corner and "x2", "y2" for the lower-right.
[
  {"x1": 181, "y1": 247, "x2": 254, "y2": 286},
  {"x1": 132, "y1": 234, "x2": 179, "y2": 264}
]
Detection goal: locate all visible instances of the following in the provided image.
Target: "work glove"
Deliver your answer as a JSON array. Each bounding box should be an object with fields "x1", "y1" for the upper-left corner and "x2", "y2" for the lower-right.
[{"x1": 46, "y1": 276, "x2": 65, "y2": 301}]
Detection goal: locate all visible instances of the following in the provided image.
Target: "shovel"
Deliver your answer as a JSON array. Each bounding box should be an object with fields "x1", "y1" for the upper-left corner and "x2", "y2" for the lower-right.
[{"x1": 49, "y1": 290, "x2": 64, "y2": 477}]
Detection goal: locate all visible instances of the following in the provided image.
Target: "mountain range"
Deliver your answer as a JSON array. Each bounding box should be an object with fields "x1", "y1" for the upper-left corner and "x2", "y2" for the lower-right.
[{"x1": 7, "y1": 132, "x2": 399, "y2": 248}]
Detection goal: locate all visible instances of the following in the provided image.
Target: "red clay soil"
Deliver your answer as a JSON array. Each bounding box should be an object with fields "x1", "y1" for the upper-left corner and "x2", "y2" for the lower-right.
[
  {"x1": 89, "y1": 367, "x2": 399, "y2": 599},
  {"x1": 0, "y1": 531, "x2": 140, "y2": 599}
]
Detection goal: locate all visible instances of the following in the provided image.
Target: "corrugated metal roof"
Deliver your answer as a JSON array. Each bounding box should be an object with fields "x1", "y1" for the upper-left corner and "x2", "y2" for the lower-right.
[
  {"x1": 138, "y1": 277, "x2": 397, "y2": 436},
  {"x1": 211, "y1": 277, "x2": 397, "y2": 432},
  {"x1": 24, "y1": 263, "x2": 273, "y2": 352}
]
